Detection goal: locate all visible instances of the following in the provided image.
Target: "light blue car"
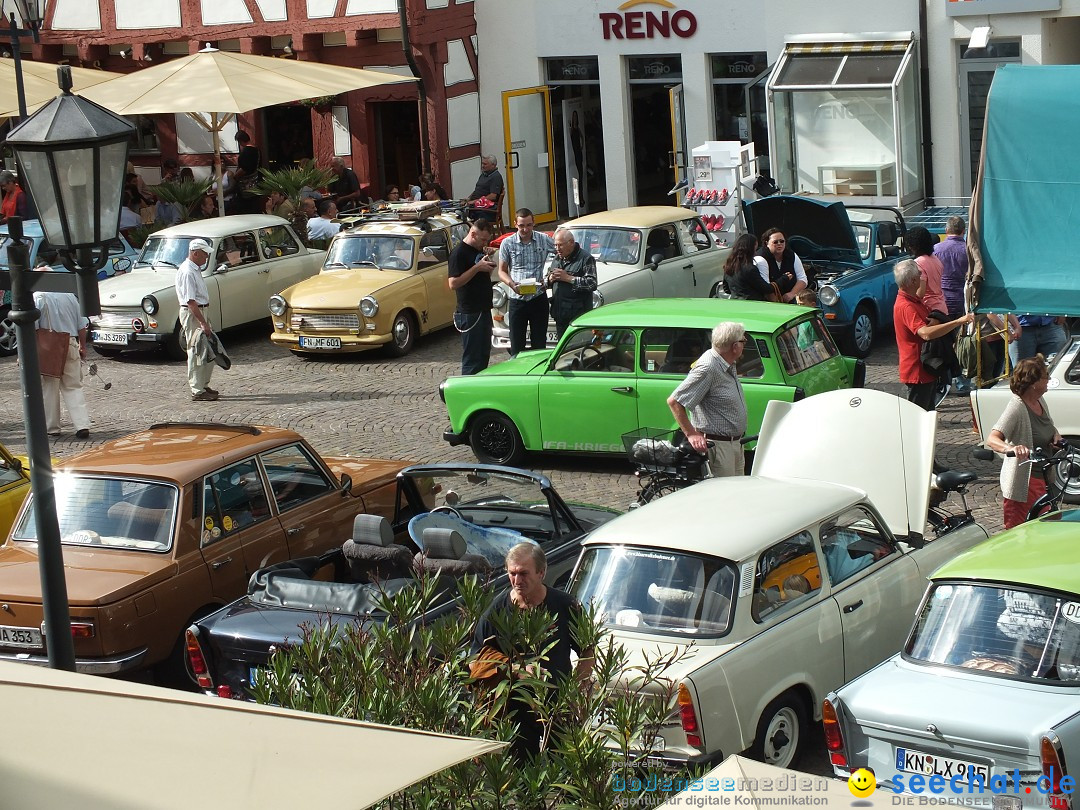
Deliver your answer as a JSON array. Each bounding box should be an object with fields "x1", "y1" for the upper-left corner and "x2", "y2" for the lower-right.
[
  {"x1": 0, "y1": 219, "x2": 138, "y2": 356},
  {"x1": 743, "y1": 196, "x2": 908, "y2": 358}
]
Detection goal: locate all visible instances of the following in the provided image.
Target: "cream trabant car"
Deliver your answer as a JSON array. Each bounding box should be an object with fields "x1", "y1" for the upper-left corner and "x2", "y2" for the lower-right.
[
  {"x1": 269, "y1": 211, "x2": 467, "y2": 357},
  {"x1": 91, "y1": 215, "x2": 324, "y2": 359},
  {"x1": 567, "y1": 389, "x2": 989, "y2": 770},
  {"x1": 491, "y1": 206, "x2": 730, "y2": 349}
]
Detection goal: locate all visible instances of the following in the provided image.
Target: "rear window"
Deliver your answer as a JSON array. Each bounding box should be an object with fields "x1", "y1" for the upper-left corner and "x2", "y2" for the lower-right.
[
  {"x1": 905, "y1": 583, "x2": 1080, "y2": 684},
  {"x1": 776, "y1": 317, "x2": 838, "y2": 375}
]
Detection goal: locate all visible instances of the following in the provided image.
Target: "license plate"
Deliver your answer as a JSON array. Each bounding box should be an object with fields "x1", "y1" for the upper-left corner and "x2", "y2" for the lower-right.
[
  {"x1": 94, "y1": 331, "x2": 130, "y2": 345},
  {"x1": 546, "y1": 330, "x2": 559, "y2": 345},
  {"x1": 299, "y1": 336, "x2": 341, "y2": 349},
  {"x1": 897, "y1": 747, "x2": 991, "y2": 781},
  {"x1": 0, "y1": 625, "x2": 43, "y2": 649}
]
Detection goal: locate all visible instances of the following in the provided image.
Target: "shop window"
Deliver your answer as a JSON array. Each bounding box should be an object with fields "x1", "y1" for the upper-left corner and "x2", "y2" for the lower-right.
[{"x1": 711, "y1": 53, "x2": 767, "y2": 144}]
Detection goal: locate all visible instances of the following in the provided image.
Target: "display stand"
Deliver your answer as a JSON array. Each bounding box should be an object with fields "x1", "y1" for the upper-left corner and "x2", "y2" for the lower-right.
[{"x1": 683, "y1": 141, "x2": 756, "y2": 247}]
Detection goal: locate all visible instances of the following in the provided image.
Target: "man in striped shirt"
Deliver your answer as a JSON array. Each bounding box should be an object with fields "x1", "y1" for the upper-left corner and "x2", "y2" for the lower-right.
[{"x1": 498, "y1": 208, "x2": 555, "y2": 357}]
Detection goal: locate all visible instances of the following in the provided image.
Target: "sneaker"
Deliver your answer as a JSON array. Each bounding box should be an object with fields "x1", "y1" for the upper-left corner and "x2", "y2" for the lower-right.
[
  {"x1": 75, "y1": 429, "x2": 90, "y2": 439},
  {"x1": 192, "y1": 390, "x2": 219, "y2": 402},
  {"x1": 205, "y1": 387, "x2": 219, "y2": 396}
]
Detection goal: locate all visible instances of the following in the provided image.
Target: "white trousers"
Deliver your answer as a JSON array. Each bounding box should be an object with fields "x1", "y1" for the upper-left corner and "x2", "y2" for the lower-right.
[
  {"x1": 42, "y1": 338, "x2": 90, "y2": 433},
  {"x1": 180, "y1": 307, "x2": 214, "y2": 395}
]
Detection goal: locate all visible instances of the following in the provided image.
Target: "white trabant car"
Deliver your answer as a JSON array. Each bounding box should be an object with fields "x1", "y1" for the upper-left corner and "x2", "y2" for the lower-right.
[
  {"x1": 490, "y1": 206, "x2": 730, "y2": 349},
  {"x1": 90, "y1": 215, "x2": 324, "y2": 359},
  {"x1": 567, "y1": 388, "x2": 989, "y2": 769}
]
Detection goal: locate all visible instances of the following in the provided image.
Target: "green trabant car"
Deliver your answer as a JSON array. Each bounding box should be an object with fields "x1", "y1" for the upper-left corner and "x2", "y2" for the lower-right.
[{"x1": 441, "y1": 298, "x2": 864, "y2": 465}]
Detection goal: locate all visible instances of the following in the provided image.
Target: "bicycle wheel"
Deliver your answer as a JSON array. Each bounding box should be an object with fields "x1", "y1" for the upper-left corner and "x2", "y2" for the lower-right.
[{"x1": 639, "y1": 478, "x2": 682, "y2": 504}]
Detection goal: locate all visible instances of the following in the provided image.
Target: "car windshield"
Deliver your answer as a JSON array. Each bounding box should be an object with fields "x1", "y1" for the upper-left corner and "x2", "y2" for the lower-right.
[
  {"x1": 137, "y1": 236, "x2": 193, "y2": 268},
  {"x1": 905, "y1": 582, "x2": 1080, "y2": 683},
  {"x1": 571, "y1": 545, "x2": 737, "y2": 636},
  {"x1": 325, "y1": 235, "x2": 415, "y2": 270},
  {"x1": 567, "y1": 227, "x2": 641, "y2": 265},
  {"x1": 11, "y1": 473, "x2": 177, "y2": 552}
]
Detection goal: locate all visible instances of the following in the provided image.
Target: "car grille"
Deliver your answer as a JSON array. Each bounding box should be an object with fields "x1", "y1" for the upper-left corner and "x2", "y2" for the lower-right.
[
  {"x1": 93, "y1": 308, "x2": 144, "y2": 329},
  {"x1": 291, "y1": 312, "x2": 360, "y2": 331}
]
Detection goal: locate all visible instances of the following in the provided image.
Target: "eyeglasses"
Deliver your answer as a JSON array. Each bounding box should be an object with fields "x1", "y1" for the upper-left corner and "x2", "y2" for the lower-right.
[
  {"x1": 770, "y1": 239, "x2": 786, "y2": 245},
  {"x1": 735, "y1": 337, "x2": 749, "y2": 345}
]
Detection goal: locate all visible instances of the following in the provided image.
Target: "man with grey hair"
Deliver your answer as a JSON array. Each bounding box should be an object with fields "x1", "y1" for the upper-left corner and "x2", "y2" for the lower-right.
[
  {"x1": 176, "y1": 239, "x2": 220, "y2": 401},
  {"x1": 326, "y1": 156, "x2": 367, "y2": 211},
  {"x1": 466, "y1": 155, "x2": 504, "y2": 222},
  {"x1": 893, "y1": 258, "x2": 973, "y2": 410},
  {"x1": 547, "y1": 228, "x2": 597, "y2": 338},
  {"x1": 667, "y1": 321, "x2": 749, "y2": 477}
]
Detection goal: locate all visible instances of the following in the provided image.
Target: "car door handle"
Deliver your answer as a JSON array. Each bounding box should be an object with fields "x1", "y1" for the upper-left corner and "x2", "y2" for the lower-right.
[
  {"x1": 211, "y1": 556, "x2": 233, "y2": 570},
  {"x1": 258, "y1": 268, "x2": 271, "y2": 274},
  {"x1": 843, "y1": 599, "x2": 864, "y2": 614},
  {"x1": 286, "y1": 525, "x2": 305, "y2": 537},
  {"x1": 683, "y1": 263, "x2": 694, "y2": 270},
  {"x1": 611, "y1": 386, "x2": 633, "y2": 393}
]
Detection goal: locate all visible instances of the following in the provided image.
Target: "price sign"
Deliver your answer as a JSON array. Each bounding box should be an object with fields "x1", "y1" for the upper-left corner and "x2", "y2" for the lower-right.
[{"x1": 694, "y1": 156, "x2": 713, "y2": 182}]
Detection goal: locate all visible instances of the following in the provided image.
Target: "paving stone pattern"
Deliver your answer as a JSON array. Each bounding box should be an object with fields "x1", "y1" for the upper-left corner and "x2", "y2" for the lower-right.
[{"x1": 0, "y1": 322, "x2": 1005, "y2": 535}]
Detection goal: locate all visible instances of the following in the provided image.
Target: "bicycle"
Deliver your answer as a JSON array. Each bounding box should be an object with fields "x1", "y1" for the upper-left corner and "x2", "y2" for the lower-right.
[
  {"x1": 925, "y1": 461, "x2": 978, "y2": 538},
  {"x1": 622, "y1": 427, "x2": 711, "y2": 509},
  {"x1": 973, "y1": 440, "x2": 1080, "y2": 521}
]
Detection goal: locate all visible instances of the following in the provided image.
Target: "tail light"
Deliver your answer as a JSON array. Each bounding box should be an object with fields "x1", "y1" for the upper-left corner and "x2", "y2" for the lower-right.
[
  {"x1": 217, "y1": 685, "x2": 235, "y2": 699},
  {"x1": 1041, "y1": 734, "x2": 1068, "y2": 796},
  {"x1": 70, "y1": 622, "x2": 95, "y2": 639},
  {"x1": 185, "y1": 628, "x2": 214, "y2": 691},
  {"x1": 677, "y1": 683, "x2": 702, "y2": 749},
  {"x1": 822, "y1": 698, "x2": 848, "y2": 771}
]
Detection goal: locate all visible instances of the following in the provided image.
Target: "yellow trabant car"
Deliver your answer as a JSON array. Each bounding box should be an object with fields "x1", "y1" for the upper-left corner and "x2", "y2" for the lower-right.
[
  {"x1": 0, "y1": 442, "x2": 31, "y2": 542},
  {"x1": 269, "y1": 210, "x2": 468, "y2": 357}
]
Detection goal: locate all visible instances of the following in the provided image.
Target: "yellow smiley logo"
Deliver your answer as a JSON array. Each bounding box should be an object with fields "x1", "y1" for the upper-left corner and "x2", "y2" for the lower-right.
[{"x1": 848, "y1": 768, "x2": 876, "y2": 798}]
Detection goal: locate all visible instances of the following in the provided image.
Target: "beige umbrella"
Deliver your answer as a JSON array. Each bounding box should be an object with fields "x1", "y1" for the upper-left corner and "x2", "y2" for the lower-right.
[
  {"x1": 79, "y1": 45, "x2": 416, "y2": 214},
  {"x1": 0, "y1": 659, "x2": 505, "y2": 809},
  {"x1": 0, "y1": 59, "x2": 122, "y2": 118}
]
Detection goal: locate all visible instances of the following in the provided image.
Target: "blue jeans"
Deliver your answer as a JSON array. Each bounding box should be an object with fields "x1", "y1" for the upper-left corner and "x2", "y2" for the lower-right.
[
  {"x1": 455, "y1": 309, "x2": 492, "y2": 375},
  {"x1": 1012, "y1": 322, "x2": 1066, "y2": 365}
]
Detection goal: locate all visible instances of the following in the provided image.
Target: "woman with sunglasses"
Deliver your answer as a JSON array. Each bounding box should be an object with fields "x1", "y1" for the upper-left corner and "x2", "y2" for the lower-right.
[{"x1": 753, "y1": 228, "x2": 807, "y2": 303}]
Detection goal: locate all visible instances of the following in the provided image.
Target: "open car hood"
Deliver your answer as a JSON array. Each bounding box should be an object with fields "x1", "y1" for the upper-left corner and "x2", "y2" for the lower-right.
[
  {"x1": 742, "y1": 196, "x2": 861, "y2": 263},
  {"x1": 752, "y1": 389, "x2": 936, "y2": 540}
]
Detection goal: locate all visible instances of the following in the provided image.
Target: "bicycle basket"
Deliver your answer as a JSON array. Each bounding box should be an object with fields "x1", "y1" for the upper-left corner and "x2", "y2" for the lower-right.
[{"x1": 622, "y1": 427, "x2": 680, "y2": 472}]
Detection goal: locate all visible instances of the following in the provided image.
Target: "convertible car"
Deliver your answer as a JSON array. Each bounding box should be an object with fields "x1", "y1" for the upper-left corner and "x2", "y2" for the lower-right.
[
  {"x1": 742, "y1": 196, "x2": 908, "y2": 358},
  {"x1": 185, "y1": 463, "x2": 620, "y2": 699}
]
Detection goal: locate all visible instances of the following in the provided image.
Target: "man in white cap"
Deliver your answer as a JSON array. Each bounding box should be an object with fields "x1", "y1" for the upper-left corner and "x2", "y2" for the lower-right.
[{"x1": 176, "y1": 238, "x2": 219, "y2": 401}]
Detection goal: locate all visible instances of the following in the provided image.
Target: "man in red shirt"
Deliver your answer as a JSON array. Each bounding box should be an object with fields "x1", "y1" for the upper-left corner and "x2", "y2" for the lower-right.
[{"x1": 893, "y1": 259, "x2": 973, "y2": 410}]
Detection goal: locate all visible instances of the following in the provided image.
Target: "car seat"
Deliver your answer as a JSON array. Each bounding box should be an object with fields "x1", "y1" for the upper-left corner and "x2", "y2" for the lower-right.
[
  {"x1": 414, "y1": 527, "x2": 491, "y2": 578},
  {"x1": 341, "y1": 514, "x2": 414, "y2": 583}
]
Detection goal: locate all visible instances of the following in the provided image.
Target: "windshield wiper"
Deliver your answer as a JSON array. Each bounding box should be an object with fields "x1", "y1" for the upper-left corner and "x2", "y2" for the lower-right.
[
  {"x1": 350, "y1": 260, "x2": 379, "y2": 268},
  {"x1": 152, "y1": 260, "x2": 178, "y2": 268},
  {"x1": 324, "y1": 261, "x2": 348, "y2": 268}
]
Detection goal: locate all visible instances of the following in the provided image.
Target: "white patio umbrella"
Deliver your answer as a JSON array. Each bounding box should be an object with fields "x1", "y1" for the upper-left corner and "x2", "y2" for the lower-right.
[
  {"x1": 1, "y1": 660, "x2": 505, "y2": 809},
  {"x1": 79, "y1": 45, "x2": 416, "y2": 214},
  {"x1": 0, "y1": 59, "x2": 122, "y2": 118}
]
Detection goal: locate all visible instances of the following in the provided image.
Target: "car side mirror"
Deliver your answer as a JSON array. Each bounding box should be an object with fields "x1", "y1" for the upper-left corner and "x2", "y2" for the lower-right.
[
  {"x1": 339, "y1": 473, "x2": 352, "y2": 494},
  {"x1": 646, "y1": 252, "x2": 665, "y2": 270},
  {"x1": 692, "y1": 233, "x2": 711, "y2": 249},
  {"x1": 8, "y1": 457, "x2": 21, "y2": 472}
]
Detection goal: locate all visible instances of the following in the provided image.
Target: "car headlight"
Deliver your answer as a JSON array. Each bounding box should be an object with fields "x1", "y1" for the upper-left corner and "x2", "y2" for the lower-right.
[
  {"x1": 141, "y1": 295, "x2": 159, "y2": 315},
  {"x1": 591, "y1": 289, "x2": 605, "y2": 309},
  {"x1": 360, "y1": 296, "x2": 379, "y2": 318},
  {"x1": 818, "y1": 284, "x2": 839, "y2": 306},
  {"x1": 492, "y1": 286, "x2": 507, "y2": 309},
  {"x1": 269, "y1": 295, "x2": 287, "y2": 316}
]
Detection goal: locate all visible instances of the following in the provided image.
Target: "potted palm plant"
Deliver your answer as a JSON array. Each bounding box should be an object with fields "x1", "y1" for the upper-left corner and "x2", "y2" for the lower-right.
[
  {"x1": 254, "y1": 164, "x2": 335, "y2": 246},
  {"x1": 149, "y1": 177, "x2": 215, "y2": 223}
]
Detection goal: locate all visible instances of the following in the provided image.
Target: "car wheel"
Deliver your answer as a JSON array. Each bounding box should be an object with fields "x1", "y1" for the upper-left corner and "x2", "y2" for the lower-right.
[
  {"x1": 164, "y1": 321, "x2": 186, "y2": 361},
  {"x1": 0, "y1": 306, "x2": 17, "y2": 357},
  {"x1": 709, "y1": 281, "x2": 724, "y2": 299},
  {"x1": 845, "y1": 304, "x2": 875, "y2": 359},
  {"x1": 385, "y1": 311, "x2": 417, "y2": 358},
  {"x1": 748, "y1": 692, "x2": 806, "y2": 770},
  {"x1": 469, "y1": 411, "x2": 525, "y2": 466}
]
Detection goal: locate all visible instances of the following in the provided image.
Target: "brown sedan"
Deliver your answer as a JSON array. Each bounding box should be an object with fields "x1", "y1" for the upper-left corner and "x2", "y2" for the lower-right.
[{"x1": 0, "y1": 423, "x2": 407, "y2": 681}]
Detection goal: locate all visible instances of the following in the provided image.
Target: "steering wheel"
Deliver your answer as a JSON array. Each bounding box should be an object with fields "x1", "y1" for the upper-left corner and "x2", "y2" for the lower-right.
[
  {"x1": 576, "y1": 345, "x2": 603, "y2": 369},
  {"x1": 609, "y1": 248, "x2": 635, "y2": 263},
  {"x1": 381, "y1": 255, "x2": 410, "y2": 270},
  {"x1": 432, "y1": 505, "x2": 464, "y2": 520}
]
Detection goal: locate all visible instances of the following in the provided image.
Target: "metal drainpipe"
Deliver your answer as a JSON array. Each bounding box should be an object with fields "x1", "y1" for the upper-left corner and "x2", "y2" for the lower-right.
[
  {"x1": 919, "y1": 0, "x2": 936, "y2": 201},
  {"x1": 398, "y1": 0, "x2": 431, "y2": 174}
]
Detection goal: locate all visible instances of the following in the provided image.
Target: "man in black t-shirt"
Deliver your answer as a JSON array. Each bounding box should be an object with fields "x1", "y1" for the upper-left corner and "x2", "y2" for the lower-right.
[
  {"x1": 327, "y1": 157, "x2": 368, "y2": 211},
  {"x1": 472, "y1": 542, "x2": 593, "y2": 760},
  {"x1": 230, "y1": 131, "x2": 263, "y2": 214},
  {"x1": 447, "y1": 219, "x2": 497, "y2": 374}
]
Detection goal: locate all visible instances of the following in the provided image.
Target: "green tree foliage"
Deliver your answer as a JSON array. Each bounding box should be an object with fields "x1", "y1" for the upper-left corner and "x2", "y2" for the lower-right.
[
  {"x1": 148, "y1": 178, "x2": 214, "y2": 222},
  {"x1": 249, "y1": 573, "x2": 701, "y2": 809}
]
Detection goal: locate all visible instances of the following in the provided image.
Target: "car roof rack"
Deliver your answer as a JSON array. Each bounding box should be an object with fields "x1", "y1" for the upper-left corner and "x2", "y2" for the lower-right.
[
  {"x1": 148, "y1": 422, "x2": 262, "y2": 435},
  {"x1": 340, "y1": 201, "x2": 463, "y2": 232}
]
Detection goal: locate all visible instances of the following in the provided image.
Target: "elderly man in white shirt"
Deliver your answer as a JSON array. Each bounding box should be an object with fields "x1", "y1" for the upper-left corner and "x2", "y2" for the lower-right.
[
  {"x1": 33, "y1": 291, "x2": 92, "y2": 439},
  {"x1": 176, "y1": 239, "x2": 219, "y2": 401}
]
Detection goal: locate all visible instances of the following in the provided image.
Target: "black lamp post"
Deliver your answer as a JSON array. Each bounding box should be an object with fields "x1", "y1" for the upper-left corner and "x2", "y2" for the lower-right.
[
  {"x1": 5, "y1": 0, "x2": 44, "y2": 121},
  {"x1": 3, "y1": 66, "x2": 134, "y2": 671}
]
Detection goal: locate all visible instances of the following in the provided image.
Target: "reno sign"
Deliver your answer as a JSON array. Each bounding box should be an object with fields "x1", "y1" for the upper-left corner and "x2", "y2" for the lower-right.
[{"x1": 600, "y1": 0, "x2": 698, "y2": 40}]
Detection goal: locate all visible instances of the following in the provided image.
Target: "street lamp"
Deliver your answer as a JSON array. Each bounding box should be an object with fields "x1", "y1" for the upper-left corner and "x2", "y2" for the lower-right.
[
  {"x1": 2, "y1": 66, "x2": 133, "y2": 672},
  {"x1": 5, "y1": 0, "x2": 44, "y2": 120}
]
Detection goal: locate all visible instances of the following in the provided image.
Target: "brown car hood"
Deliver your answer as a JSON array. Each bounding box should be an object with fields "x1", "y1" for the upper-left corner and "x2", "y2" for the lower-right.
[
  {"x1": 324, "y1": 456, "x2": 408, "y2": 494},
  {"x1": 0, "y1": 542, "x2": 176, "y2": 607}
]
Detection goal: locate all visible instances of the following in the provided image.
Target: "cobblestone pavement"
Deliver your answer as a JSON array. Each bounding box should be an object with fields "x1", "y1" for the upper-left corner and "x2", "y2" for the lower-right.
[{"x1": 0, "y1": 320, "x2": 1004, "y2": 535}]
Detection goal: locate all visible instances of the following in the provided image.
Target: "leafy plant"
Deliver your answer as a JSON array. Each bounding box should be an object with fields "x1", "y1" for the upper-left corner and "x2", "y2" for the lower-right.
[
  {"x1": 148, "y1": 178, "x2": 214, "y2": 222},
  {"x1": 254, "y1": 165, "x2": 334, "y2": 208},
  {"x1": 297, "y1": 95, "x2": 339, "y2": 109},
  {"x1": 249, "y1": 574, "x2": 700, "y2": 809}
]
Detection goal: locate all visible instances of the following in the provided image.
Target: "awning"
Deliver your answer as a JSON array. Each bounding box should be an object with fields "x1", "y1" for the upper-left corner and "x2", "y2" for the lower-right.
[{"x1": 771, "y1": 33, "x2": 914, "y2": 88}]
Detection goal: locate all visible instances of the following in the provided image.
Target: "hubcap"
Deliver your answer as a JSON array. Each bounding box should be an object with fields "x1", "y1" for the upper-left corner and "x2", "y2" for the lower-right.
[
  {"x1": 854, "y1": 314, "x2": 873, "y2": 352},
  {"x1": 0, "y1": 317, "x2": 16, "y2": 353},
  {"x1": 763, "y1": 707, "x2": 799, "y2": 767},
  {"x1": 478, "y1": 420, "x2": 512, "y2": 461},
  {"x1": 393, "y1": 317, "x2": 410, "y2": 347}
]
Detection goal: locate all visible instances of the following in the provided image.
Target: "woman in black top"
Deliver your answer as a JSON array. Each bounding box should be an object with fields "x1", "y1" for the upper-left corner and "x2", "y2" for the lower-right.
[{"x1": 723, "y1": 234, "x2": 775, "y2": 301}]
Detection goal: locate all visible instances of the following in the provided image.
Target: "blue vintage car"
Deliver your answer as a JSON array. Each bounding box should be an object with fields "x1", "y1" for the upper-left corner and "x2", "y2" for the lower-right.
[
  {"x1": 743, "y1": 196, "x2": 908, "y2": 358},
  {"x1": 0, "y1": 219, "x2": 138, "y2": 356}
]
